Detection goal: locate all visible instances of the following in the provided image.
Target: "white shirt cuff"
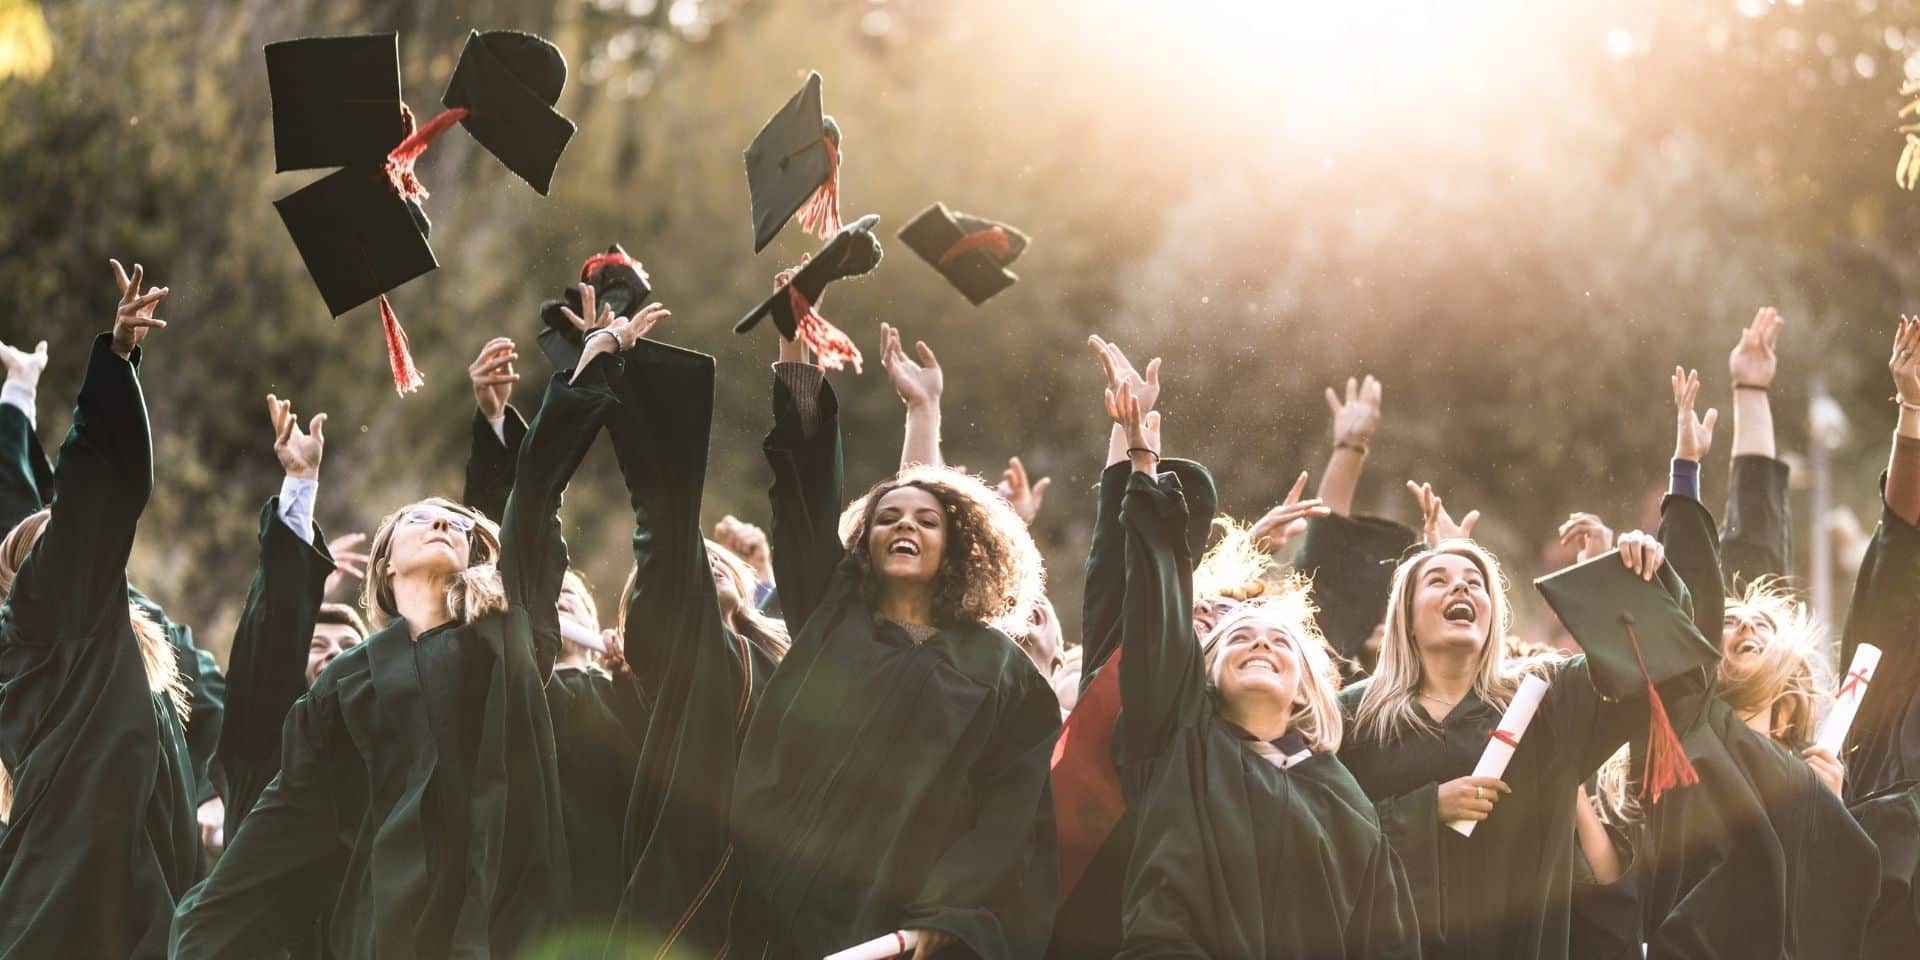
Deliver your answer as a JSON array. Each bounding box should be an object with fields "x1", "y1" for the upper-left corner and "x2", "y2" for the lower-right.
[
  {"x1": 1, "y1": 381, "x2": 36, "y2": 428},
  {"x1": 487, "y1": 414, "x2": 508, "y2": 445},
  {"x1": 277, "y1": 475, "x2": 318, "y2": 541}
]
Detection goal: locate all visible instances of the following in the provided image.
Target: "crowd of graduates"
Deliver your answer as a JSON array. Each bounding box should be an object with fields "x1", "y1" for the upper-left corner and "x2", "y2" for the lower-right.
[{"x1": 0, "y1": 251, "x2": 1916, "y2": 960}]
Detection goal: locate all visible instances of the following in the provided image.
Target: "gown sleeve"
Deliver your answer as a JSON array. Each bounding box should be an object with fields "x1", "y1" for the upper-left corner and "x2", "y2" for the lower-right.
[
  {"x1": 1078, "y1": 461, "x2": 1132, "y2": 686},
  {"x1": 498, "y1": 358, "x2": 619, "y2": 682},
  {"x1": 1838, "y1": 469, "x2": 1920, "y2": 801},
  {"x1": 761, "y1": 363, "x2": 847, "y2": 639},
  {"x1": 1720, "y1": 454, "x2": 1792, "y2": 586},
  {"x1": 1114, "y1": 471, "x2": 1207, "y2": 769},
  {"x1": 214, "y1": 497, "x2": 335, "y2": 835},
  {"x1": 0, "y1": 400, "x2": 49, "y2": 537},
  {"x1": 462, "y1": 405, "x2": 527, "y2": 524}
]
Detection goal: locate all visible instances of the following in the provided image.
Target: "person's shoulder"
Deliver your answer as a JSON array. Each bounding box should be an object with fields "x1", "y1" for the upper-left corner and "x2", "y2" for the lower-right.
[{"x1": 1337, "y1": 677, "x2": 1371, "y2": 712}]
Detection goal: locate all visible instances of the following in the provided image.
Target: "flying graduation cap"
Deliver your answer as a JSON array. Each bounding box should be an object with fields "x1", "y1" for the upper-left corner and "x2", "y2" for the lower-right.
[
  {"x1": 897, "y1": 204, "x2": 1031, "y2": 306},
  {"x1": 744, "y1": 72, "x2": 844, "y2": 253},
  {"x1": 266, "y1": 30, "x2": 575, "y2": 395},
  {"x1": 536, "y1": 245, "x2": 652, "y2": 369},
  {"x1": 736, "y1": 214, "x2": 883, "y2": 373}
]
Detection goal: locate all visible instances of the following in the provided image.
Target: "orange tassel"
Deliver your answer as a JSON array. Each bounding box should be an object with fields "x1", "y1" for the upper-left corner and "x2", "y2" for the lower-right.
[
  {"x1": 786, "y1": 285, "x2": 862, "y2": 374},
  {"x1": 384, "y1": 107, "x2": 469, "y2": 203},
  {"x1": 379, "y1": 295, "x2": 425, "y2": 397},
  {"x1": 937, "y1": 226, "x2": 1012, "y2": 270},
  {"x1": 1625, "y1": 619, "x2": 1699, "y2": 803},
  {"x1": 795, "y1": 137, "x2": 842, "y2": 240}
]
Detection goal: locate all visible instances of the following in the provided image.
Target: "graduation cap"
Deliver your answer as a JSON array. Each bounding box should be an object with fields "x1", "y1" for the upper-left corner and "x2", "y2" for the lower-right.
[
  {"x1": 898, "y1": 203, "x2": 1030, "y2": 305},
  {"x1": 743, "y1": 72, "x2": 843, "y2": 252},
  {"x1": 1536, "y1": 551, "x2": 1721, "y2": 802},
  {"x1": 266, "y1": 30, "x2": 575, "y2": 396},
  {"x1": 736, "y1": 213, "x2": 882, "y2": 373},
  {"x1": 1295, "y1": 514, "x2": 1419, "y2": 663},
  {"x1": 441, "y1": 30, "x2": 576, "y2": 195},
  {"x1": 537, "y1": 245, "x2": 652, "y2": 369}
]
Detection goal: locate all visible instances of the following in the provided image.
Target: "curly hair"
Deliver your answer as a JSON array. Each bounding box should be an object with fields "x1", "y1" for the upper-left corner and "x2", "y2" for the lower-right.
[{"x1": 837, "y1": 464, "x2": 1043, "y2": 632}]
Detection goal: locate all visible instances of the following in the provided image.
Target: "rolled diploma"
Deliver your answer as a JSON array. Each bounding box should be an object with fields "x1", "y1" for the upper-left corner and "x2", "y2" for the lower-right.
[
  {"x1": 560, "y1": 619, "x2": 608, "y2": 653},
  {"x1": 1815, "y1": 643, "x2": 1882, "y2": 757},
  {"x1": 825, "y1": 930, "x2": 920, "y2": 960},
  {"x1": 1447, "y1": 673, "x2": 1550, "y2": 837}
]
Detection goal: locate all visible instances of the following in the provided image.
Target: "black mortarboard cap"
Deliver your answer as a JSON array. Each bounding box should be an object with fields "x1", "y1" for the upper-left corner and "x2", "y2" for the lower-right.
[
  {"x1": 265, "y1": 33, "x2": 409, "y2": 172},
  {"x1": 442, "y1": 30, "x2": 576, "y2": 195},
  {"x1": 1535, "y1": 552, "x2": 1718, "y2": 698},
  {"x1": 1296, "y1": 514, "x2": 1419, "y2": 660},
  {"x1": 736, "y1": 213, "x2": 882, "y2": 340},
  {"x1": 744, "y1": 72, "x2": 842, "y2": 253},
  {"x1": 898, "y1": 203, "x2": 1031, "y2": 305},
  {"x1": 272, "y1": 167, "x2": 438, "y2": 316},
  {"x1": 538, "y1": 245, "x2": 653, "y2": 369}
]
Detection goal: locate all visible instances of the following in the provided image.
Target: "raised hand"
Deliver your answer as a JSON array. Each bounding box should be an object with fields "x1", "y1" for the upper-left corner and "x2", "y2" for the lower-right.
[
  {"x1": 713, "y1": 514, "x2": 774, "y2": 584},
  {"x1": 324, "y1": 532, "x2": 369, "y2": 598},
  {"x1": 1672, "y1": 366, "x2": 1719, "y2": 462},
  {"x1": 879, "y1": 323, "x2": 942, "y2": 409},
  {"x1": 468, "y1": 337, "x2": 519, "y2": 421},
  {"x1": 267, "y1": 393, "x2": 326, "y2": 481},
  {"x1": 996, "y1": 456, "x2": 1052, "y2": 525},
  {"x1": 0, "y1": 338, "x2": 48, "y2": 387},
  {"x1": 1729, "y1": 307, "x2": 1782, "y2": 389},
  {"x1": 1407, "y1": 480, "x2": 1479, "y2": 543},
  {"x1": 1107, "y1": 381, "x2": 1155, "y2": 473},
  {"x1": 1089, "y1": 334, "x2": 1162, "y2": 416},
  {"x1": 1326, "y1": 374, "x2": 1383, "y2": 450},
  {"x1": 570, "y1": 292, "x2": 672, "y2": 382},
  {"x1": 1250, "y1": 471, "x2": 1332, "y2": 556},
  {"x1": 110, "y1": 258, "x2": 169, "y2": 359},
  {"x1": 1557, "y1": 512, "x2": 1615, "y2": 563},
  {"x1": 1893, "y1": 314, "x2": 1920, "y2": 407},
  {"x1": 1616, "y1": 529, "x2": 1666, "y2": 581}
]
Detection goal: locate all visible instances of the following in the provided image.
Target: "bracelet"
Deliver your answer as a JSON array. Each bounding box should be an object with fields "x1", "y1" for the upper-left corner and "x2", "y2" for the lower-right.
[
  {"x1": 1335, "y1": 440, "x2": 1370, "y2": 455},
  {"x1": 1897, "y1": 395, "x2": 1920, "y2": 413},
  {"x1": 1127, "y1": 446, "x2": 1160, "y2": 462},
  {"x1": 1732, "y1": 383, "x2": 1769, "y2": 392},
  {"x1": 583, "y1": 328, "x2": 620, "y2": 350}
]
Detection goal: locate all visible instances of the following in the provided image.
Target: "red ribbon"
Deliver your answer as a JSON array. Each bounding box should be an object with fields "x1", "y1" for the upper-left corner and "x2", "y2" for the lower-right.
[
  {"x1": 384, "y1": 106, "x2": 469, "y2": 203},
  {"x1": 892, "y1": 932, "x2": 910, "y2": 958},
  {"x1": 1837, "y1": 667, "x2": 1873, "y2": 700},
  {"x1": 937, "y1": 226, "x2": 1012, "y2": 270},
  {"x1": 790, "y1": 135, "x2": 842, "y2": 240},
  {"x1": 379, "y1": 294, "x2": 424, "y2": 397},
  {"x1": 785, "y1": 285, "x2": 862, "y2": 374},
  {"x1": 1489, "y1": 728, "x2": 1520, "y2": 749},
  {"x1": 580, "y1": 249, "x2": 643, "y2": 282}
]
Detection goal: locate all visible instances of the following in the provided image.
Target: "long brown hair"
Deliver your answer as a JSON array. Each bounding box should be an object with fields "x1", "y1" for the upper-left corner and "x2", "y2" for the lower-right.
[{"x1": 361, "y1": 497, "x2": 505, "y2": 626}]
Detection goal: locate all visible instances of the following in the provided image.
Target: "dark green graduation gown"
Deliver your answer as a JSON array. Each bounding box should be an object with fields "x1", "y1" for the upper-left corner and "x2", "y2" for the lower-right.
[
  {"x1": 172, "y1": 360, "x2": 614, "y2": 958},
  {"x1": 130, "y1": 588, "x2": 225, "y2": 805},
  {"x1": 0, "y1": 397, "x2": 53, "y2": 536},
  {"x1": 1110, "y1": 470, "x2": 1418, "y2": 959},
  {"x1": 0, "y1": 335, "x2": 199, "y2": 958},
  {"x1": 604, "y1": 339, "x2": 779, "y2": 958},
  {"x1": 463, "y1": 405, "x2": 528, "y2": 525},
  {"x1": 728, "y1": 369, "x2": 1060, "y2": 960},
  {"x1": 1569, "y1": 815, "x2": 1641, "y2": 960},
  {"x1": 1718, "y1": 455, "x2": 1792, "y2": 588}
]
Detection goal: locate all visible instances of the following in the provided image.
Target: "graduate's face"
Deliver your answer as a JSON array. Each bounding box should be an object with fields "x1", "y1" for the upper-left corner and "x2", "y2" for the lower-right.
[
  {"x1": 387, "y1": 506, "x2": 474, "y2": 579},
  {"x1": 1192, "y1": 598, "x2": 1238, "y2": 644},
  {"x1": 1410, "y1": 553, "x2": 1492, "y2": 655},
  {"x1": 1721, "y1": 608, "x2": 1776, "y2": 671},
  {"x1": 559, "y1": 582, "x2": 597, "y2": 635},
  {"x1": 1215, "y1": 621, "x2": 1305, "y2": 708},
  {"x1": 1017, "y1": 596, "x2": 1063, "y2": 677},
  {"x1": 711, "y1": 555, "x2": 743, "y2": 617},
  {"x1": 867, "y1": 486, "x2": 946, "y2": 585},
  {"x1": 306, "y1": 623, "x2": 362, "y2": 685}
]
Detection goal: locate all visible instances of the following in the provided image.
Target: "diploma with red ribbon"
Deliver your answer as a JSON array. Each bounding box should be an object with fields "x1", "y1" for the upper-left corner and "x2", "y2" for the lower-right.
[
  {"x1": 1815, "y1": 643, "x2": 1882, "y2": 757},
  {"x1": 1448, "y1": 673, "x2": 1550, "y2": 837},
  {"x1": 825, "y1": 930, "x2": 920, "y2": 960}
]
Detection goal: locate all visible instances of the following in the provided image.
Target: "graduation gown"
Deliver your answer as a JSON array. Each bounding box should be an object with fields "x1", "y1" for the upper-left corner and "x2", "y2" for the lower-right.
[
  {"x1": 728, "y1": 367, "x2": 1060, "y2": 960},
  {"x1": 0, "y1": 335, "x2": 199, "y2": 958},
  {"x1": 1110, "y1": 470, "x2": 1418, "y2": 959},
  {"x1": 463, "y1": 405, "x2": 528, "y2": 525},
  {"x1": 1569, "y1": 815, "x2": 1642, "y2": 960},
  {"x1": 605, "y1": 339, "x2": 779, "y2": 957},
  {"x1": 1718, "y1": 454, "x2": 1791, "y2": 587},
  {"x1": 171, "y1": 360, "x2": 614, "y2": 958},
  {"x1": 0, "y1": 396, "x2": 53, "y2": 536}
]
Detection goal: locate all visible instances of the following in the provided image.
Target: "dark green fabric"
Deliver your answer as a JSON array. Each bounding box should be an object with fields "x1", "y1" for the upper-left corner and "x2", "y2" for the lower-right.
[
  {"x1": 462, "y1": 404, "x2": 527, "y2": 524},
  {"x1": 173, "y1": 359, "x2": 613, "y2": 957},
  {"x1": 0, "y1": 335, "x2": 199, "y2": 958},
  {"x1": 1110, "y1": 471, "x2": 1419, "y2": 959},
  {"x1": 0, "y1": 402, "x2": 51, "y2": 535},
  {"x1": 727, "y1": 371, "x2": 1060, "y2": 960},
  {"x1": 543, "y1": 665, "x2": 645, "y2": 943},
  {"x1": 1719, "y1": 454, "x2": 1791, "y2": 586},
  {"x1": 1839, "y1": 499, "x2": 1920, "y2": 800},
  {"x1": 129, "y1": 588, "x2": 226, "y2": 806},
  {"x1": 604, "y1": 338, "x2": 778, "y2": 958},
  {"x1": 1294, "y1": 512, "x2": 1418, "y2": 673},
  {"x1": 1569, "y1": 819, "x2": 1641, "y2": 960},
  {"x1": 1851, "y1": 784, "x2": 1920, "y2": 960}
]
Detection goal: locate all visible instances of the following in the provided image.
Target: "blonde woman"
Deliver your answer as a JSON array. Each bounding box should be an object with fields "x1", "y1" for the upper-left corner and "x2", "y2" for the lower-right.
[
  {"x1": 1103, "y1": 379, "x2": 1418, "y2": 959},
  {"x1": 1337, "y1": 475, "x2": 1698, "y2": 959},
  {"x1": 174, "y1": 292, "x2": 667, "y2": 957},
  {"x1": 0, "y1": 261, "x2": 192, "y2": 958}
]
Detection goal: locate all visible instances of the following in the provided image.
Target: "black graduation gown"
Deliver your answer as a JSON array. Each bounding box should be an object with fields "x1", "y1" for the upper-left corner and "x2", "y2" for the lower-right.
[
  {"x1": 463, "y1": 405, "x2": 528, "y2": 525},
  {"x1": 1718, "y1": 455, "x2": 1792, "y2": 588},
  {"x1": 171, "y1": 360, "x2": 613, "y2": 958},
  {"x1": 131, "y1": 588, "x2": 226, "y2": 805},
  {"x1": 728, "y1": 369, "x2": 1060, "y2": 960},
  {"x1": 605, "y1": 339, "x2": 779, "y2": 958},
  {"x1": 0, "y1": 397, "x2": 53, "y2": 536},
  {"x1": 0, "y1": 335, "x2": 199, "y2": 958},
  {"x1": 1568, "y1": 815, "x2": 1642, "y2": 960},
  {"x1": 1110, "y1": 470, "x2": 1419, "y2": 959}
]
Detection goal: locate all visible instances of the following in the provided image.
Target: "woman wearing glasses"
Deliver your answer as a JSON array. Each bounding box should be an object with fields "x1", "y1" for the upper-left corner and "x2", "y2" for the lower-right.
[{"x1": 173, "y1": 294, "x2": 669, "y2": 957}]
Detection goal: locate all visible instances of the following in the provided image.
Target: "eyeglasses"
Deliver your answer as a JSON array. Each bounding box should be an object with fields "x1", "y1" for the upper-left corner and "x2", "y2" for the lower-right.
[{"x1": 398, "y1": 507, "x2": 476, "y2": 533}]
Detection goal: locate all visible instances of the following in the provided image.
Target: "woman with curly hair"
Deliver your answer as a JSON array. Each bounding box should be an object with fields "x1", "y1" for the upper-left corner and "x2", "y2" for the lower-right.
[{"x1": 724, "y1": 328, "x2": 1059, "y2": 960}]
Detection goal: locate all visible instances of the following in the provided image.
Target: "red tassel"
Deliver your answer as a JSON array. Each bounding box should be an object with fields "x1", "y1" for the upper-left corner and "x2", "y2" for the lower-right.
[
  {"x1": 580, "y1": 249, "x2": 643, "y2": 281},
  {"x1": 384, "y1": 107, "x2": 469, "y2": 203},
  {"x1": 937, "y1": 226, "x2": 1012, "y2": 270},
  {"x1": 794, "y1": 136, "x2": 842, "y2": 240},
  {"x1": 786, "y1": 285, "x2": 862, "y2": 373},
  {"x1": 1624, "y1": 620, "x2": 1699, "y2": 803},
  {"x1": 379, "y1": 295, "x2": 425, "y2": 397}
]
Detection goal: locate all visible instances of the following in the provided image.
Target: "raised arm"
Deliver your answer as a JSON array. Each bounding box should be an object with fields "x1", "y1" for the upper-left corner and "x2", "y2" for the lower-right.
[
  {"x1": 881, "y1": 322, "x2": 944, "y2": 469},
  {"x1": 763, "y1": 331, "x2": 848, "y2": 636},
  {"x1": 1317, "y1": 374, "x2": 1381, "y2": 517},
  {"x1": 1081, "y1": 336, "x2": 1163, "y2": 682},
  {"x1": 461, "y1": 336, "x2": 526, "y2": 523},
  {"x1": 215, "y1": 395, "x2": 337, "y2": 834},
  {"x1": 1662, "y1": 367, "x2": 1726, "y2": 642},
  {"x1": 1722, "y1": 308, "x2": 1792, "y2": 582},
  {"x1": 0, "y1": 338, "x2": 51, "y2": 534}
]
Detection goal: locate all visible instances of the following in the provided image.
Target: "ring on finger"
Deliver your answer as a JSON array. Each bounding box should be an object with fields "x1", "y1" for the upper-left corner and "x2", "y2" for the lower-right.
[{"x1": 1475, "y1": 786, "x2": 1484, "y2": 800}]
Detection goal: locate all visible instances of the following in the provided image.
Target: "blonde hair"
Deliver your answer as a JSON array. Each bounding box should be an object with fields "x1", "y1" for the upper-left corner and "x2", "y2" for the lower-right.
[
  {"x1": 1353, "y1": 540, "x2": 1517, "y2": 745},
  {"x1": 0, "y1": 510, "x2": 189, "y2": 821},
  {"x1": 1193, "y1": 516, "x2": 1276, "y2": 608},
  {"x1": 1204, "y1": 581, "x2": 1346, "y2": 752},
  {"x1": 615, "y1": 538, "x2": 792, "y2": 663},
  {"x1": 1719, "y1": 576, "x2": 1824, "y2": 745},
  {"x1": 362, "y1": 497, "x2": 506, "y2": 625}
]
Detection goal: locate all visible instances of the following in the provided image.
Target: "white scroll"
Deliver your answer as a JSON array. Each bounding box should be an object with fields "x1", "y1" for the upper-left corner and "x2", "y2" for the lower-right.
[
  {"x1": 825, "y1": 930, "x2": 920, "y2": 960},
  {"x1": 1815, "y1": 643, "x2": 1882, "y2": 757},
  {"x1": 1448, "y1": 673, "x2": 1551, "y2": 837}
]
